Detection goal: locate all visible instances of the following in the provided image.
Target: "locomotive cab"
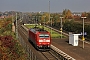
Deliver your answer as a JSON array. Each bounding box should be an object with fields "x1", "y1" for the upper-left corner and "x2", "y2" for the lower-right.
[{"x1": 36, "y1": 32, "x2": 51, "y2": 50}]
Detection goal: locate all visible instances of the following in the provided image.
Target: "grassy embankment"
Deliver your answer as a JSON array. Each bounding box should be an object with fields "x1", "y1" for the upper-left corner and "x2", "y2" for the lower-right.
[
  {"x1": 25, "y1": 24, "x2": 66, "y2": 38},
  {"x1": 0, "y1": 18, "x2": 27, "y2": 60}
]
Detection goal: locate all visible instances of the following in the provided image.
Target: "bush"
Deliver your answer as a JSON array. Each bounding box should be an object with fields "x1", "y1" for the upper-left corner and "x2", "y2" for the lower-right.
[{"x1": 0, "y1": 36, "x2": 27, "y2": 60}]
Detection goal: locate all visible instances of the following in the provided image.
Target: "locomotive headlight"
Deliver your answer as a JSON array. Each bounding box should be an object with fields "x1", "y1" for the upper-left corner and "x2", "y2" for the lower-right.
[
  {"x1": 39, "y1": 40, "x2": 43, "y2": 42},
  {"x1": 46, "y1": 40, "x2": 50, "y2": 42},
  {"x1": 39, "y1": 39, "x2": 50, "y2": 42}
]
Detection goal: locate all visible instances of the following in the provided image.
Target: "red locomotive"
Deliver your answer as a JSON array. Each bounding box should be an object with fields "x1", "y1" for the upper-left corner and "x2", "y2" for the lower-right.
[{"x1": 29, "y1": 27, "x2": 51, "y2": 50}]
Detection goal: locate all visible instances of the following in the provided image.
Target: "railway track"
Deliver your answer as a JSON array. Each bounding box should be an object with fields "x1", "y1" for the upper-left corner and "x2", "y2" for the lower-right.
[
  {"x1": 20, "y1": 24, "x2": 76, "y2": 60},
  {"x1": 20, "y1": 25, "x2": 61, "y2": 60},
  {"x1": 18, "y1": 23, "x2": 90, "y2": 60},
  {"x1": 19, "y1": 24, "x2": 60, "y2": 60},
  {"x1": 41, "y1": 50, "x2": 60, "y2": 60}
]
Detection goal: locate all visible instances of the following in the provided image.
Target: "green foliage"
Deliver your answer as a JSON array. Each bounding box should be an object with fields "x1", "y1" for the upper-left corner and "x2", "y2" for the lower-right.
[
  {"x1": 63, "y1": 20, "x2": 83, "y2": 33},
  {"x1": 85, "y1": 25, "x2": 90, "y2": 38},
  {"x1": 63, "y1": 20, "x2": 90, "y2": 39},
  {"x1": 6, "y1": 17, "x2": 12, "y2": 21},
  {"x1": 0, "y1": 28, "x2": 4, "y2": 34},
  {"x1": 0, "y1": 36, "x2": 27, "y2": 60},
  {"x1": 0, "y1": 17, "x2": 27, "y2": 60},
  {"x1": 5, "y1": 23, "x2": 12, "y2": 31},
  {"x1": 87, "y1": 13, "x2": 90, "y2": 19},
  {"x1": 14, "y1": 40, "x2": 25, "y2": 57},
  {"x1": 0, "y1": 23, "x2": 12, "y2": 36},
  {"x1": 62, "y1": 9, "x2": 73, "y2": 19}
]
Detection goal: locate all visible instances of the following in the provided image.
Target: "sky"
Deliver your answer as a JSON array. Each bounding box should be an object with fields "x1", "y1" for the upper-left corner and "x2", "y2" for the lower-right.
[{"x1": 0, "y1": 0, "x2": 90, "y2": 12}]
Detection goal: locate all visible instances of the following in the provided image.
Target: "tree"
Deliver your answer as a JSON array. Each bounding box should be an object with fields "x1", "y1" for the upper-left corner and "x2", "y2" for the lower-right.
[
  {"x1": 87, "y1": 12, "x2": 90, "y2": 20},
  {"x1": 81, "y1": 12, "x2": 87, "y2": 17},
  {"x1": 62, "y1": 9, "x2": 73, "y2": 19},
  {"x1": 41, "y1": 12, "x2": 49, "y2": 24}
]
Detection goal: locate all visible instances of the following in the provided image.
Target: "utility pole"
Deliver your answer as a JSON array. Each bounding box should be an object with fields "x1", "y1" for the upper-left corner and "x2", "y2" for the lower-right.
[
  {"x1": 50, "y1": 17, "x2": 53, "y2": 36},
  {"x1": 35, "y1": 16, "x2": 37, "y2": 25},
  {"x1": 21, "y1": 12, "x2": 23, "y2": 23},
  {"x1": 22, "y1": 13, "x2": 23, "y2": 20},
  {"x1": 12, "y1": 14, "x2": 15, "y2": 32},
  {"x1": 49, "y1": 1, "x2": 50, "y2": 23},
  {"x1": 50, "y1": 17, "x2": 53, "y2": 27},
  {"x1": 39, "y1": 16, "x2": 41, "y2": 25},
  {"x1": 43, "y1": 16, "x2": 46, "y2": 30},
  {"x1": 60, "y1": 17, "x2": 63, "y2": 39},
  {"x1": 81, "y1": 17, "x2": 86, "y2": 49},
  {"x1": 32, "y1": 16, "x2": 35, "y2": 24},
  {"x1": 16, "y1": 13, "x2": 18, "y2": 39}
]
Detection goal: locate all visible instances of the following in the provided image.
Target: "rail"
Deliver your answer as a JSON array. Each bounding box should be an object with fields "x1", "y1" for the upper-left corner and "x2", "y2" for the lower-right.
[
  {"x1": 19, "y1": 25, "x2": 76, "y2": 60},
  {"x1": 41, "y1": 50, "x2": 60, "y2": 60}
]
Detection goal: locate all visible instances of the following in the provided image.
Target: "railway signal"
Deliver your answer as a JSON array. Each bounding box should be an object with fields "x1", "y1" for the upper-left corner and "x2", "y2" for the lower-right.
[
  {"x1": 81, "y1": 32, "x2": 87, "y2": 36},
  {"x1": 81, "y1": 32, "x2": 87, "y2": 41}
]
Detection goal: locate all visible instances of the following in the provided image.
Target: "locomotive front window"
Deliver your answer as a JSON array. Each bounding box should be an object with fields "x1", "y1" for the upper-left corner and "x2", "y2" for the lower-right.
[{"x1": 39, "y1": 34, "x2": 49, "y2": 38}]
